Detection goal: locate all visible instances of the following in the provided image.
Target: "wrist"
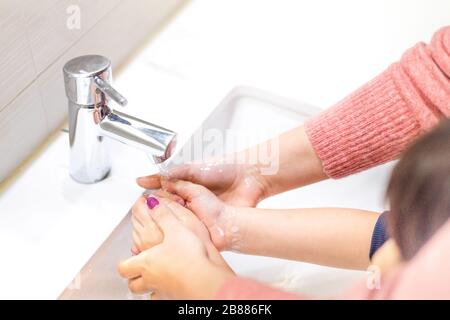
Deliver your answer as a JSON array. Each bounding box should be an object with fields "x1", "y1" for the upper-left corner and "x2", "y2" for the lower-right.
[
  {"x1": 218, "y1": 206, "x2": 252, "y2": 253},
  {"x1": 234, "y1": 149, "x2": 272, "y2": 203},
  {"x1": 252, "y1": 163, "x2": 272, "y2": 201},
  {"x1": 215, "y1": 205, "x2": 237, "y2": 251},
  {"x1": 225, "y1": 207, "x2": 259, "y2": 255}
]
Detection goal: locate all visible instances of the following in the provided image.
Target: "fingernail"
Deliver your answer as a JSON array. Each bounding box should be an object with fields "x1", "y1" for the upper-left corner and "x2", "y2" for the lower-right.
[
  {"x1": 131, "y1": 246, "x2": 140, "y2": 256},
  {"x1": 142, "y1": 191, "x2": 153, "y2": 197},
  {"x1": 146, "y1": 196, "x2": 159, "y2": 209}
]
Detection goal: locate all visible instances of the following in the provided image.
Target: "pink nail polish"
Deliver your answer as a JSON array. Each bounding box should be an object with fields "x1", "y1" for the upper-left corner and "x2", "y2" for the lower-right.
[{"x1": 146, "y1": 196, "x2": 159, "y2": 209}]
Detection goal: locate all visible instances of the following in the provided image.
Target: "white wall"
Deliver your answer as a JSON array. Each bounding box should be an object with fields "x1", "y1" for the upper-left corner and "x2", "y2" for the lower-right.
[
  {"x1": 0, "y1": 0, "x2": 186, "y2": 182},
  {"x1": 142, "y1": 0, "x2": 450, "y2": 109}
]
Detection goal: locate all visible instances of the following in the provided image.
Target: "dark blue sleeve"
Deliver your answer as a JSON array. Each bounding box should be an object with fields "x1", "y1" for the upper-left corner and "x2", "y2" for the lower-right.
[{"x1": 369, "y1": 211, "x2": 390, "y2": 259}]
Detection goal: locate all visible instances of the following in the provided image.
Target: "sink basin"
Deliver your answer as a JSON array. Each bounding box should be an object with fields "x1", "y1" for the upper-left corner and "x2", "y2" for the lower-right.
[{"x1": 59, "y1": 86, "x2": 394, "y2": 299}]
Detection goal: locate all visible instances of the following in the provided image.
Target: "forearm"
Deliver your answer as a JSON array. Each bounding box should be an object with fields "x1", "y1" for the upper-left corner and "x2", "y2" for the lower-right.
[
  {"x1": 228, "y1": 206, "x2": 380, "y2": 270},
  {"x1": 240, "y1": 28, "x2": 450, "y2": 189},
  {"x1": 238, "y1": 125, "x2": 327, "y2": 197}
]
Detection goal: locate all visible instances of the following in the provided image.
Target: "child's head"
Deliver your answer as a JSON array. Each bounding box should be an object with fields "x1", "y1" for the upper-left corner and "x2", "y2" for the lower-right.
[{"x1": 386, "y1": 119, "x2": 450, "y2": 261}]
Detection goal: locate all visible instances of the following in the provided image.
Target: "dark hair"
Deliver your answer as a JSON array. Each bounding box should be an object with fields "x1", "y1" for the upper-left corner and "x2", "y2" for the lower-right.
[{"x1": 387, "y1": 119, "x2": 450, "y2": 261}]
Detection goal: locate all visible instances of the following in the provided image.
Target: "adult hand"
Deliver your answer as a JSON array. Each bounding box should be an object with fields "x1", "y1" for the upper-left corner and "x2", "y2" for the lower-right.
[
  {"x1": 119, "y1": 198, "x2": 234, "y2": 299},
  {"x1": 137, "y1": 161, "x2": 269, "y2": 207}
]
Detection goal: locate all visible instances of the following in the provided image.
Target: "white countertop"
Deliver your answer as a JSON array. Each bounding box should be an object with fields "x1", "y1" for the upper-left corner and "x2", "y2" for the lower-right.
[{"x1": 0, "y1": 0, "x2": 448, "y2": 299}]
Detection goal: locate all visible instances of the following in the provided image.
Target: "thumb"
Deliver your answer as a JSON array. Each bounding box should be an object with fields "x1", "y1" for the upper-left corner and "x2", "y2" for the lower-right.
[
  {"x1": 136, "y1": 174, "x2": 161, "y2": 189},
  {"x1": 118, "y1": 254, "x2": 143, "y2": 279}
]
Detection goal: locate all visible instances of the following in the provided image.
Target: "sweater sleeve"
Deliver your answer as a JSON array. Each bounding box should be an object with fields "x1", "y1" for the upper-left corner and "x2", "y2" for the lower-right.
[
  {"x1": 215, "y1": 276, "x2": 306, "y2": 300},
  {"x1": 305, "y1": 26, "x2": 450, "y2": 178}
]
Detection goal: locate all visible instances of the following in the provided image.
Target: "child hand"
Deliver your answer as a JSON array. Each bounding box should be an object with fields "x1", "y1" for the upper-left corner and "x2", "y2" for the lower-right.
[
  {"x1": 131, "y1": 192, "x2": 231, "y2": 267},
  {"x1": 130, "y1": 189, "x2": 183, "y2": 255},
  {"x1": 119, "y1": 199, "x2": 234, "y2": 299},
  {"x1": 161, "y1": 179, "x2": 242, "y2": 252}
]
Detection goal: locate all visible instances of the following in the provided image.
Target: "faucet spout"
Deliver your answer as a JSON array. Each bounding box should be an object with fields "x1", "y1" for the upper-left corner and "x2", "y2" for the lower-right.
[{"x1": 99, "y1": 109, "x2": 177, "y2": 163}]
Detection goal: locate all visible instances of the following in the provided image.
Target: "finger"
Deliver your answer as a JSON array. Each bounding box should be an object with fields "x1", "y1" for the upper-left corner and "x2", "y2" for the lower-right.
[
  {"x1": 132, "y1": 230, "x2": 143, "y2": 251},
  {"x1": 136, "y1": 175, "x2": 161, "y2": 189},
  {"x1": 162, "y1": 179, "x2": 212, "y2": 203},
  {"x1": 131, "y1": 215, "x2": 145, "y2": 234},
  {"x1": 132, "y1": 199, "x2": 164, "y2": 251},
  {"x1": 128, "y1": 276, "x2": 152, "y2": 294},
  {"x1": 148, "y1": 189, "x2": 186, "y2": 206},
  {"x1": 133, "y1": 197, "x2": 154, "y2": 228},
  {"x1": 167, "y1": 161, "x2": 225, "y2": 183},
  {"x1": 148, "y1": 196, "x2": 189, "y2": 221},
  {"x1": 150, "y1": 199, "x2": 182, "y2": 232},
  {"x1": 131, "y1": 245, "x2": 140, "y2": 255},
  {"x1": 164, "y1": 200, "x2": 194, "y2": 223},
  {"x1": 138, "y1": 222, "x2": 164, "y2": 251},
  {"x1": 118, "y1": 255, "x2": 143, "y2": 279},
  {"x1": 164, "y1": 164, "x2": 194, "y2": 181},
  {"x1": 134, "y1": 196, "x2": 167, "y2": 238}
]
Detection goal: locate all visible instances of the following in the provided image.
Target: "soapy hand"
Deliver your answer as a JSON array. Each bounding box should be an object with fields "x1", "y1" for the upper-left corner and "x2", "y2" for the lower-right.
[
  {"x1": 130, "y1": 192, "x2": 230, "y2": 265},
  {"x1": 130, "y1": 189, "x2": 184, "y2": 255},
  {"x1": 137, "y1": 161, "x2": 269, "y2": 207},
  {"x1": 119, "y1": 197, "x2": 234, "y2": 299},
  {"x1": 161, "y1": 179, "x2": 242, "y2": 252}
]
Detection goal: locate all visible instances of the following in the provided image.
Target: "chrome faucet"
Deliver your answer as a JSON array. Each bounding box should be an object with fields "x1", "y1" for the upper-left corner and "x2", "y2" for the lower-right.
[{"x1": 63, "y1": 55, "x2": 176, "y2": 184}]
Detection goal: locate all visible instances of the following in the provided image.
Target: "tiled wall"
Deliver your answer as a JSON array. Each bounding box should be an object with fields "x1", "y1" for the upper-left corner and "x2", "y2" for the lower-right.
[{"x1": 0, "y1": 0, "x2": 185, "y2": 183}]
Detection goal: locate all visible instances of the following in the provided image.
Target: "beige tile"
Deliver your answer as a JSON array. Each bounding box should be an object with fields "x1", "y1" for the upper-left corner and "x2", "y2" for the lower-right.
[
  {"x1": 0, "y1": 1, "x2": 37, "y2": 112},
  {"x1": 21, "y1": 0, "x2": 60, "y2": 22},
  {"x1": 26, "y1": 0, "x2": 121, "y2": 74},
  {"x1": 37, "y1": 0, "x2": 185, "y2": 131},
  {"x1": 67, "y1": 0, "x2": 185, "y2": 67},
  {"x1": 0, "y1": 82, "x2": 48, "y2": 182},
  {"x1": 36, "y1": 61, "x2": 66, "y2": 131}
]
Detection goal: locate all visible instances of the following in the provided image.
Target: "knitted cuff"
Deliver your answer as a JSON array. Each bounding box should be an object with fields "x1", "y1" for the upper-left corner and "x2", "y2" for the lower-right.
[{"x1": 305, "y1": 67, "x2": 421, "y2": 178}]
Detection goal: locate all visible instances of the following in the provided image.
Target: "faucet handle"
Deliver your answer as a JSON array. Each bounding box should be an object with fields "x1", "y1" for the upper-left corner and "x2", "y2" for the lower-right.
[
  {"x1": 63, "y1": 55, "x2": 127, "y2": 107},
  {"x1": 94, "y1": 76, "x2": 128, "y2": 107}
]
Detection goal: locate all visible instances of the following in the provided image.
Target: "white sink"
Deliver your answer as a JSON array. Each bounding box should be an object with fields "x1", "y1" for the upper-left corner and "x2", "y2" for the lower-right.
[{"x1": 60, "y1": 86, "x2": 394, "y2": 299}]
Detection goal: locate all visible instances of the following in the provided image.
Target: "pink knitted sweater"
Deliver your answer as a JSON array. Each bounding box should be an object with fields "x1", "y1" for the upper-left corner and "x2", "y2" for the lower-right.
[
  {"x1": 216, "y1": 26, "x2": 450, "y2": 299},
  {"x1": 307, "y1": 26, "x2": 450, "y2": 178}
]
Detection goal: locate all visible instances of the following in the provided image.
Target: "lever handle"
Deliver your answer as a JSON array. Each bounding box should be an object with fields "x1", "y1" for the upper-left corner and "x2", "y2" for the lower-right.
[{"x1": 94, "y1": 76, "x2": 128, "y2": 107}]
